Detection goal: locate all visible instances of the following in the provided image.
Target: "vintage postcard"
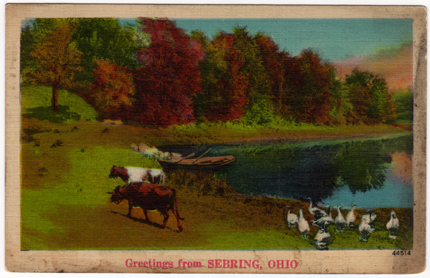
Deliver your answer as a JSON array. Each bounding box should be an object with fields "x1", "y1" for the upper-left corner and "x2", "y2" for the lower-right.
[{"x1": 5, "y1": 4, "x2": 427, "y2": 274}]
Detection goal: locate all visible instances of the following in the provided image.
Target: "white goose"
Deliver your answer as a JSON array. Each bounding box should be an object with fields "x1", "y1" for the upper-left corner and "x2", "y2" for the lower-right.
[
  {"x1": 308, "y1": 200, "x2": 328, "y2": 220},
  {"x1": 313, "y1": 206, "x2": 333, "y2": 229},
  {"x1": 346, "y1": 204, "x2": 356, "y2": 229},
  {"x1": 313, "y1": 222, "x2": 331, "y2": 250},
  {"x1": 359, "y1": 210, "x2": 375, "y2": 242},
  {"x1": 335, "y1": 206, "x2": 346, "y2": 232},
  {"x1": 386, "y1": 210, "x2": 400, "y2": 239},
  {"x1": 298, "y1": 209, "x2": 310, "y2": 238},
  {"x1": 362, "y1": 209, "x2": 377, "y2": 227},
  {"x1": 285, "y1": 205, "x2": 298, "y2": 228}
]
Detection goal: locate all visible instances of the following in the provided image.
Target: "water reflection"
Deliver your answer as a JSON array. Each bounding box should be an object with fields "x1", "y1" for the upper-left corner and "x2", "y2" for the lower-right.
[
  {"x1": 334, "y1": 141, "x2": 392, "y2": 194},
  {"x1": 161, "y1": 134, "x2": 413, "y2": 208},
  {"x1": 214, "y1": 134, "x2": 412, "y2": 207}
]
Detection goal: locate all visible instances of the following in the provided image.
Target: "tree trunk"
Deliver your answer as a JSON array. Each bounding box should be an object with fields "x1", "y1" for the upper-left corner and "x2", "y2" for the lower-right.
[{"x1": 52, "y1": 83, "x2": 59, "y2": 114}]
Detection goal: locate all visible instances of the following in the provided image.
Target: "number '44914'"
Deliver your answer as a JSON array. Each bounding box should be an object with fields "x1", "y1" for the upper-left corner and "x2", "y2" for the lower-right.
[{"x1": 392, "y1": 250, "x2": 411, "y2": 256}]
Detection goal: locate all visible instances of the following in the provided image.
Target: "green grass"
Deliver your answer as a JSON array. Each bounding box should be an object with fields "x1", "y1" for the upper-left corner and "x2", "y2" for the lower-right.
[
  {"x1": 21, "y1": 146, "x2": 160, "y2": 235},
  {"x1": 21, "y1": 83, "x2": 98, "y2": 122},
  {"x1": 394, "y1": 119, "x2": 413, "y2": 125},
  {"x1": 165, "y1": 121, "x2": 409, "y2": 146},
  {"x1": 204, "y1": 226, "x2": 313, "y2": 250},
  {"x1": 173, "y1": 120, "x2": 335, "y2": 133}
]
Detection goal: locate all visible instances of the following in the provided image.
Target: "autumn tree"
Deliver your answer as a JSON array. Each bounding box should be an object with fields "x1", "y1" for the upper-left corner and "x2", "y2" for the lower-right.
[
  {"x1": 254, "y1": 34, "x2": 289, "y2": 114},
  {"x1": 286, "y1": 50, "x2": 334, "y2": 124},
  {"x1": 280, "y1": 55, "x2": 302, "y2": 118},
  {"x1": 88, "y1": 59, "x2": 136, "y2": 119},
  {"x1": 345, "y1": 69, "x2": 397, "y2": 124},
  {"x1": 197, "y1": 27, "x2": 272, "y2": 122},
  {"x1": 201, "y1": 31, "x2": 249, "y2": 121},
  {"x1": 20, "y1": 18, "x2": 75, "y2": 83},
  {"x1": 27, "y1": 22, "x2": 83, "y2": 113},
  {"x1": 133, "y1": 18, "x2": 204, "y2": 127},
  {"x1": 190, "y1": 30, "x2": 216, "y2": 120}
]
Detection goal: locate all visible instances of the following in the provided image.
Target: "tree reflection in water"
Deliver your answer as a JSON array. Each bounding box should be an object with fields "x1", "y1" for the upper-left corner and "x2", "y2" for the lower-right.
[
  {"x1": 335, "y1": 140, "x2": 392, "y2": 195},
  {"x1": 218, "y1": 135, "x2": 410, "y2": 204}
]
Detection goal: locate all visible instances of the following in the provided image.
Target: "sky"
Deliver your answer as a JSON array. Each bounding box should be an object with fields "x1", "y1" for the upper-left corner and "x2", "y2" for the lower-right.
[{"x1": 169, "y1": 19, "x2": 412, "y2": 63}]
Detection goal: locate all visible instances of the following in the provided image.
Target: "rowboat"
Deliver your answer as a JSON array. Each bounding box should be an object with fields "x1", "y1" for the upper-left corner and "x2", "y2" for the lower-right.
[{"x1": 158, "y1": 154, "x2": 235, "y2": 171}]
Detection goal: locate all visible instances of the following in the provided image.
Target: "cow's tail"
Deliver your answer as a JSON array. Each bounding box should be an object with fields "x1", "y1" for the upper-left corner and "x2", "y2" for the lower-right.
[{"x1": 172, "y1": 188, "x2": 184, "y2": 220}]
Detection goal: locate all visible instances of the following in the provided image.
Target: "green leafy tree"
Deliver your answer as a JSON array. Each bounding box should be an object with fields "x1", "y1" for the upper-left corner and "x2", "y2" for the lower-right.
[
  {"x1": 20, "y1": 25, "x2": 37, "y2": 83},
  {"x1": 20, "y1": 18, "x2": 75, "y2": 82},
  {"x1": 26, "y1": 22, "x2": 83, "y2": 113},
  {"x1": 335, "y1": 141, "x2": 392, "y2": 193},
  {"x1": 124, "y1": 22, "x2": 151, "y2": 49},
  {"x1": 392, "y1": 89, "x2": 413, "y2": 122},
  {"x1": 328, "y1": 70, "x2": 354, "y2": 125},
  {"x1": 233, "y1": 27, "x2": 272, "y2": 105},
  {"x1": 244, "y1": 97, "x2": 276, "y2": 126},
  {"x1": 73, "y1": 18, "x2": 140, "y2": 82},
  {"x1": 345, "y1": 69, "x2": 397, "y2": 124}
]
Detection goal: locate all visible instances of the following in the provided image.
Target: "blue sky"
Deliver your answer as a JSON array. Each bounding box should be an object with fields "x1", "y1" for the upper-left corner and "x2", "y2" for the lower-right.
[
  {"x1": 123, "y1": 18, "x2": 412, "y2": 62},
  {"x1": 175, "y1": 19, "x2": 412, "y2": 62}
]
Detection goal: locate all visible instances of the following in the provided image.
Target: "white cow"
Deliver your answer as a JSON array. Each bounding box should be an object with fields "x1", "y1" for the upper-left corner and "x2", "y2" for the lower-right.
[{"x1": 109, "y1": 165, "x2": 166, "y2": 185}]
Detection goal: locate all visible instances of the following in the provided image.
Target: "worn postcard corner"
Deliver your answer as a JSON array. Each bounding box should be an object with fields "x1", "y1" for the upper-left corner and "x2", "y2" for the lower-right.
[{"x1": 5, "y1": 4, "x2": 427, "y2": 274}]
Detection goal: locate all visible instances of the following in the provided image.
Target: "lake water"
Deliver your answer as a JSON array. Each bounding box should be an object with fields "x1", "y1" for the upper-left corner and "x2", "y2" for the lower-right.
[{"x1": 162, "y1": 133, "x2": 413, "y2": 209}]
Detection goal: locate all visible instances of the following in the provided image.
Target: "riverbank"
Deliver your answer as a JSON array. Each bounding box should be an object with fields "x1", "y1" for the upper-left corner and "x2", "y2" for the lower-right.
[
  {"x1": 22, "y1": 117, "x2": 411, "y2": 148},
  {"x1": 20, "y1": 117, "x2": 413, "y2": 250}
]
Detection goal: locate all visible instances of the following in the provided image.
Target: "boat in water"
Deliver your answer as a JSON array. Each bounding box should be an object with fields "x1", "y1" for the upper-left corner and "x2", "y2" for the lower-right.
[{"x1": 158, "y1": 151, "x2": 235, "y2": 171}]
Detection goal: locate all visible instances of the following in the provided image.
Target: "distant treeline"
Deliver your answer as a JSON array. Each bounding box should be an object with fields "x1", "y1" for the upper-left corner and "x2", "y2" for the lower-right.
[{"x1": 21, "y1": 18, "x2": 411, "y2": 127}]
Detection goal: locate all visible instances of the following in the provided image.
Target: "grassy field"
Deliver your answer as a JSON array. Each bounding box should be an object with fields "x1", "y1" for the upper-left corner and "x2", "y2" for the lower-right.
[
  {"x1": 20, "y1": 84, "x2": 413, "y2": 250},
  {"x1": 21, "y1": 84, "x2": 98, "y2": 122}
]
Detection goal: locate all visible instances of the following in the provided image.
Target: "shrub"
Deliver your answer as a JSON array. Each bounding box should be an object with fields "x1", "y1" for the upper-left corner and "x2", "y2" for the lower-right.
[
  {"x1": 243, "y1": 98, "x2": 276, "y2": 126},
  {"x1": 392, "y1": 89, "x2": 413, "y2": 122}
]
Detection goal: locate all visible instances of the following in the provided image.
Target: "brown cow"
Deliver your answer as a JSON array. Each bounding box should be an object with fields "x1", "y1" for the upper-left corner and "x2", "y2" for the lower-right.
[{"x1": 110, "y1": 182, "x2": 184, "y2": 232}]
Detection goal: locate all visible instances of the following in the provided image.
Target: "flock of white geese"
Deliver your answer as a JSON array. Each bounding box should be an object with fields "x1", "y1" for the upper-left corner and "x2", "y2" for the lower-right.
[{"x1": 285, "y1": 202, "x2": 400, "y2": 250}]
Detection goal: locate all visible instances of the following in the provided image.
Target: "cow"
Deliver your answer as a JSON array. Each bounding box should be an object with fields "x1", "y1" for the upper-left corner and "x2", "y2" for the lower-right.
[
  {"x1": 110, "y1": 182, "x2": 184, "y2": 232},
  {"x1": 109, "y1": 166, "x2": 166, "y2": 185}
]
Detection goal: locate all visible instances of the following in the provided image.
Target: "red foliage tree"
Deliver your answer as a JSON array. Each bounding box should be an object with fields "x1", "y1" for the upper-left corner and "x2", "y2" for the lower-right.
[
  {"x1": 133, "y1": 18, "x2": 204, "y2": 127},
  {"x1": 255, "y1": 34, "x2": 291, "y2": 114},
  {"x1": 288, "y1": 50, "x2": 334, "y2": 124},
  {"x1": 88, "y1": 59, "x2": 135, "y2": 119}
]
